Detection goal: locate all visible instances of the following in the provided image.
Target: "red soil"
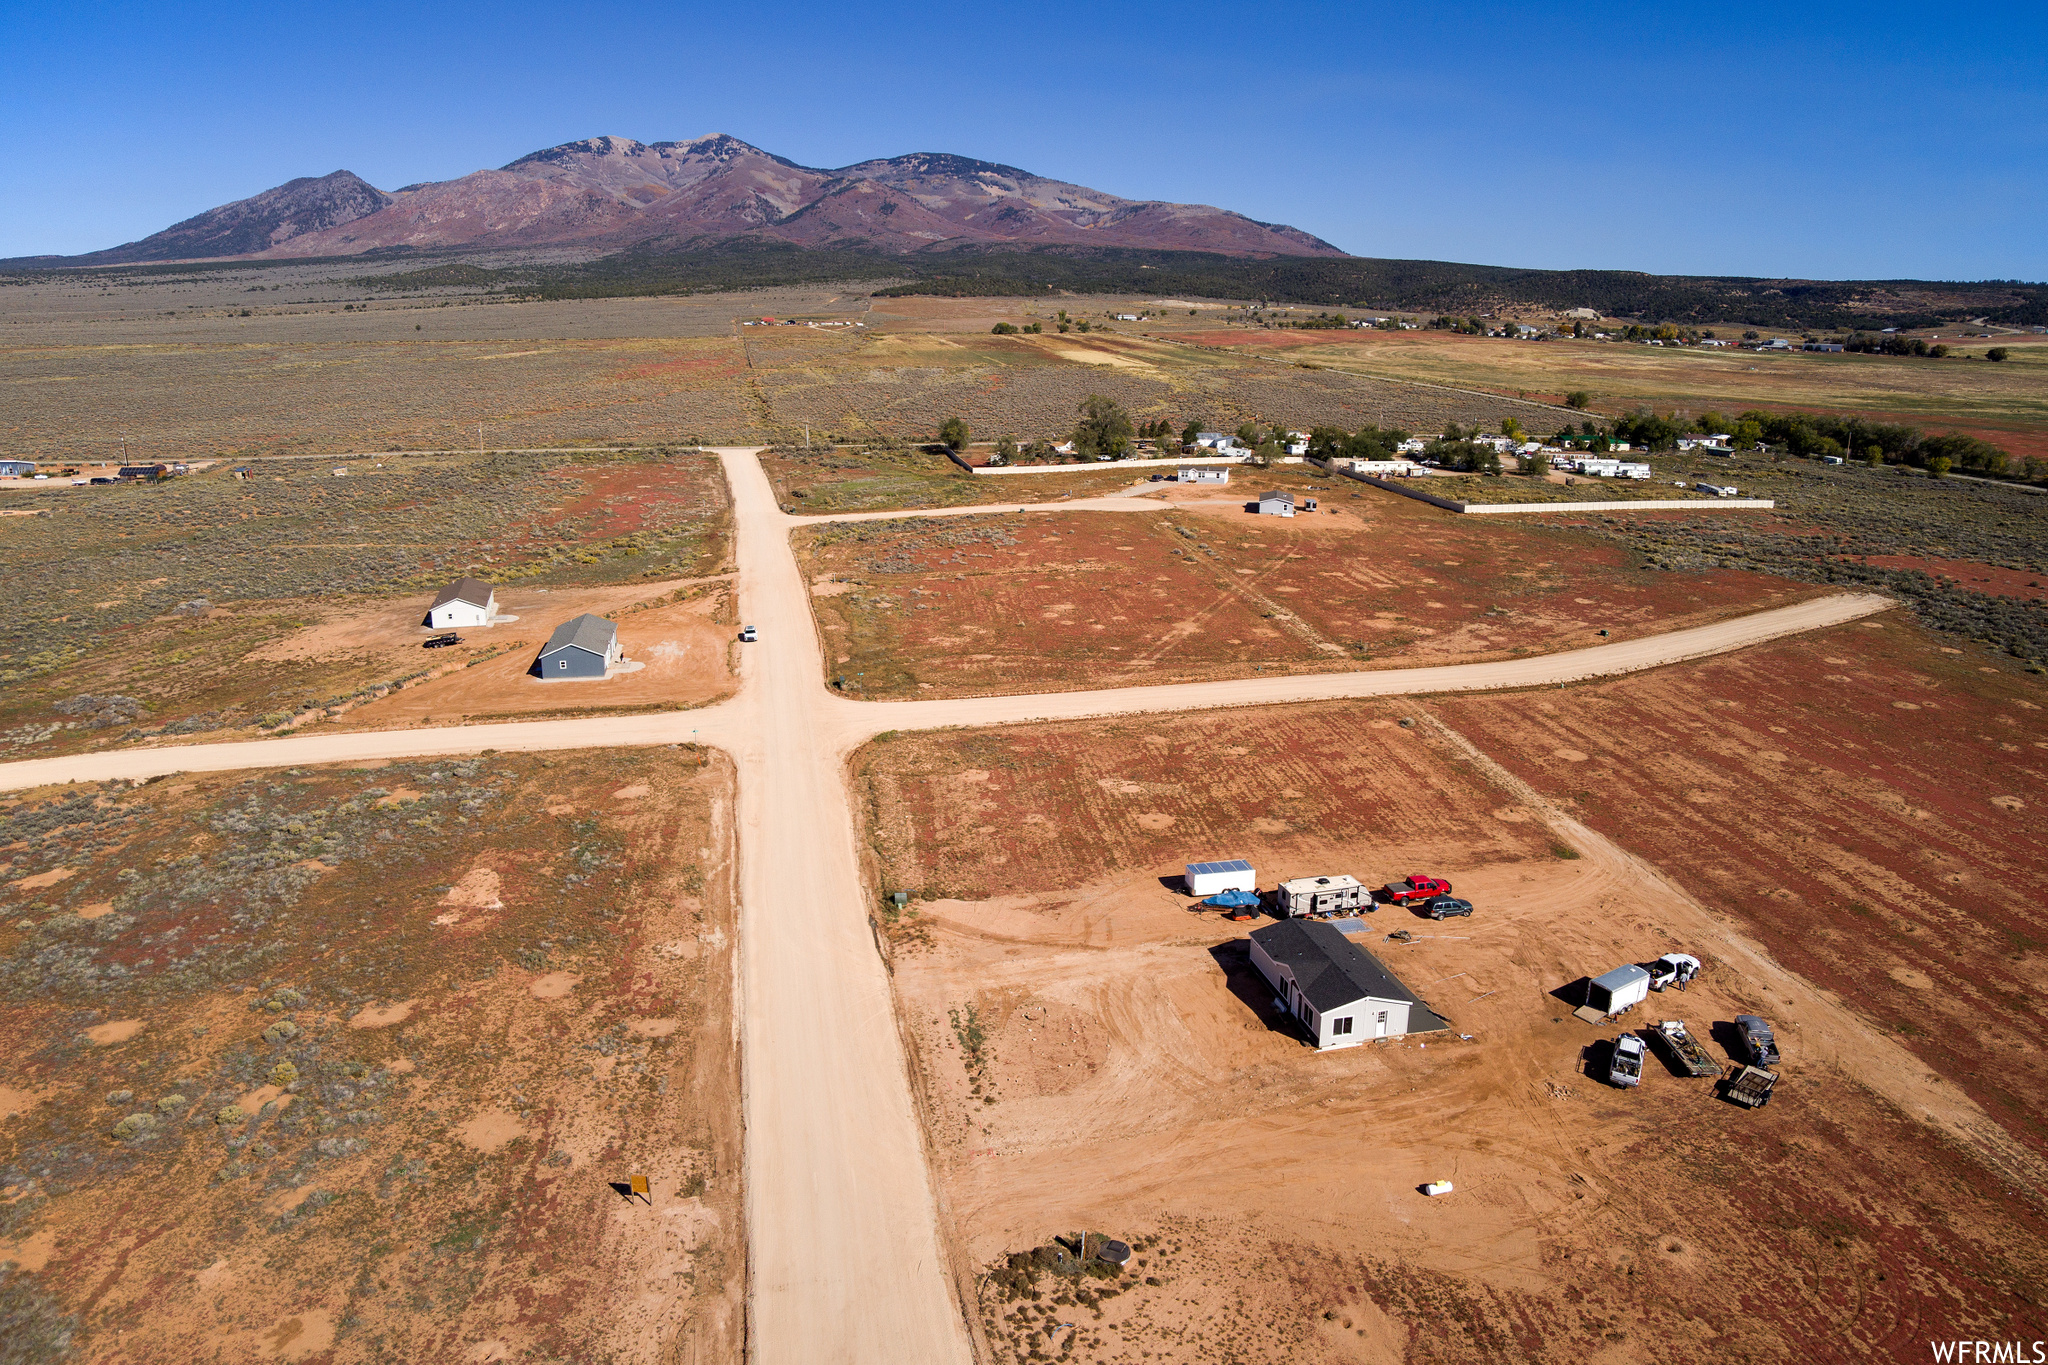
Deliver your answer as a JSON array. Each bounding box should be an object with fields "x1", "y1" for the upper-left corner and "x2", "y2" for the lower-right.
[
  {"x1": 1839, "y1": 555, "x2": 2048, "y2": 600},
  {"x1": 1435, "y1": 619, "x2": 2048, "y2": 1157},
  {"x1": 616, "y1": 356, "x2": 747, "y2": 383},
  {"x1": 802, "y1": 487, "x2": 1818, "y2": 698}
]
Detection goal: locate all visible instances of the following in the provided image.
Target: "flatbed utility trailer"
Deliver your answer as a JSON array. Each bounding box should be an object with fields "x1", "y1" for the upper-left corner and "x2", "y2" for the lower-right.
[
  {"x1": 1723, "y1": 1066, "x2": 1778, "y2": 1109},
  {"x1": 1648, "y1": 1020, "x2": 1721, "y2": 1078}
]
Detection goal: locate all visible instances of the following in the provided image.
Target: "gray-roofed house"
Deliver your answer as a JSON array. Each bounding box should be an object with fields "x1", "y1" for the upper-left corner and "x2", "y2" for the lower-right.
[
  {"x1": 1256, "y1": 489, "x2": 1295, "y2": 517},
  {"x1": 534, "y1": 614, "x2": 621, "y2": 679},
  {"x1": 1248, "y1": 919, "x2": 1445, "y2": 1048},
  {"x1": 426, "y1": 577, "x2": 497, "y2": 630}
]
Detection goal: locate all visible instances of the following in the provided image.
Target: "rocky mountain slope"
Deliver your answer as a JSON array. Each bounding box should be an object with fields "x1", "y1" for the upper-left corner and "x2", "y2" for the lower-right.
[
  {"x1": 82, "y1": 170, "x2": 394, "y2": 264},
  {"x1": 60, "y1": 135, "x2": 1344, "y2": 264}
]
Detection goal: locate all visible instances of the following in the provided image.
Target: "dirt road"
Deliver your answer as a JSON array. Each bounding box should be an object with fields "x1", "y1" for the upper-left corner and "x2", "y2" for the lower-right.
[
  {"x1": 811, "y1": 590, "x2": 1889, "y2": 748},
  {"x1": 0, "y1": 590, "x2": 1890, "y2": 794},
  {"x1": 720, "y1": 454, "x2": 975, "y2": 1363},
  {"x1": 0, "y1": 452, "x2": 1897, "y2": 1365}
]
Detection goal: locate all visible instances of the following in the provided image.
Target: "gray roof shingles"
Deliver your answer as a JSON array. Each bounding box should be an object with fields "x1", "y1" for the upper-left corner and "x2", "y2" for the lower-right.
[
  {"x1": 538, "y1": 613, "x2": 617, "y2": 658},
  {"x1": 431, "y1": 576, "x2": 495, "y2": 610}
]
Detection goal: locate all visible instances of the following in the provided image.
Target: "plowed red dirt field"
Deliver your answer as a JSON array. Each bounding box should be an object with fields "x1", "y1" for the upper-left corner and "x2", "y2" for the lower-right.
[
  {"x1": 0, "y1": 747, "x2": 743, "y2": 1362},
  {"x1": 1434, "y1": 618, "x2": 2048, "y2": 1157},
  {"x1": 800, "y1": 484, "x2": 1823, "y2": 699},
  {"x1": 855, "y1": 702, "x2": 2048, "y2": 1365}
]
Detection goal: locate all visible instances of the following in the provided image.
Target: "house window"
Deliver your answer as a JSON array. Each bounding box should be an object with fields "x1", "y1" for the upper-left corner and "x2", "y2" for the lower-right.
[
  {"x1": 1333, "y1": 1017, "x2": 1353, "y2": 1036},
  {"x1": 557, "y1": 659, "x2": 567, "y2": 669}
]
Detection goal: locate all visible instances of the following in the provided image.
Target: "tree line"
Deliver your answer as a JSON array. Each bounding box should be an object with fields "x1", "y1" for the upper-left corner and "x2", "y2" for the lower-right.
[{"x1": 937, "y1": 396, "x2": 2033, "y2": 484}]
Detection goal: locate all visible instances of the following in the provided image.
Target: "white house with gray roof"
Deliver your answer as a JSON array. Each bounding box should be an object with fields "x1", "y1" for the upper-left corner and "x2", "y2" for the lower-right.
[
  {"x1": 534, "y1": 613, "x2": 622, "y2": 679},
  {"x1": 1248, "y1": 920, "x2": 1444, "y2": 1049},
  {"x1": 427, "y1": 577, "x2": 497, "y2": 629}
]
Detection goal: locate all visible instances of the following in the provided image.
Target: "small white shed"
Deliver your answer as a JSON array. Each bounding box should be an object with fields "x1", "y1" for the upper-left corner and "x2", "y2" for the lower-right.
[
  {"x1": 428, "y1": 577, "x2": 497, "y2": 630},
  {"x1": 1185, "y1": 859, "x2": 1256, "y2": 897},
  {"x1": 1257, "y1": 490, "x2": 1296, "y2": 517}
]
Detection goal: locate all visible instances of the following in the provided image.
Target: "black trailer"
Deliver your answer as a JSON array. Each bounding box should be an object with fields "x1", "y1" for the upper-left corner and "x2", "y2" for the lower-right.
[{"x1": 1722, "y1": 1066, "x2": 1777, "y2": 1108}]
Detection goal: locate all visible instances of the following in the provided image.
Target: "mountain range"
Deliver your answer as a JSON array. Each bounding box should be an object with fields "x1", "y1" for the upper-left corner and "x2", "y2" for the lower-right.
[{"x1": 45, "y1": 134, "x2": 1344, "y2": 266}]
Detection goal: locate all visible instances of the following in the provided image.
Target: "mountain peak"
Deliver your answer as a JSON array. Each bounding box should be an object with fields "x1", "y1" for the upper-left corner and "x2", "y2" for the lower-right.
[
  {"x1": 843, "y1": 151, "x2": 1034, "y2": 182},
  {"x1": 70, "y1": 169, "x2": 391, "y2": 265},
  {"x1": 39, "y1": 137, "x2": 1346, "y2": 264},
  {"x1": 502, "y1": 135, "x2": 647, "y2": 170}
]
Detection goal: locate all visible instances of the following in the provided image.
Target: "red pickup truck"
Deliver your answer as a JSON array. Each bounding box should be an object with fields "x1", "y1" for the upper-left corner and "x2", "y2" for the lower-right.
[{"x1": 1380, "y1": 875, "x2": 1453, "y2": 904}]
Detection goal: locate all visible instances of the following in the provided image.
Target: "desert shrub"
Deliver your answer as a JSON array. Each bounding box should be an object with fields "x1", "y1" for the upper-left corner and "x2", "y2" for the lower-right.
[
  {"x1": 0, "y1": 451, "x2": 729, "y2": 688},
  {"x1": 1584, "y1": 456, "x2": 2048, "y2": 661},
  {"x1": 0, "y1": 1263, "x2": 76, "y2": 1365}
]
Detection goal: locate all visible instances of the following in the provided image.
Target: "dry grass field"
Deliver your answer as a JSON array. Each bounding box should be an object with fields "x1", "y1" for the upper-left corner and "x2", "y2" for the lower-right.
[
  {"x1": 853, "y1": 698, "x2": 2048, "y2": 1365},
  {"x1": 0, "y1": 276, "x2": 1582, "y2": 461},
  {"x1": 795, "y1": 481, "x2": 1820, "y2": 698},
  {"x1": 1183, "y1": 328, "x2": 2048, "y2": 460},
  {"x1": 762, "y1": 444, "x2": 1149, "y2": 514},
  {"x1": 0, "y1": 746, "x2": 743, "y2": 1364},
  {"x1": 0, "y1": 451, "x2": 733, "y2": 757},
  {"x1": 1551, "y1": 452, "x2": 2048, "y2": 663}
]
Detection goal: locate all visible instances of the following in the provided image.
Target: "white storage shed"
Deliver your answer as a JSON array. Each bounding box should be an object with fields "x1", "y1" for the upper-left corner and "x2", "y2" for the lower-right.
[{"x1": 427, "y1": 577, "x2": 497, "y2": 630}]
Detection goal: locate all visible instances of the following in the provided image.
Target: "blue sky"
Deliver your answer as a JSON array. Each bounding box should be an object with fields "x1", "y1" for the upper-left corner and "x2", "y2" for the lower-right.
[{"x1": 3, "y1": 0, "x2": 2042, "y2": 278}]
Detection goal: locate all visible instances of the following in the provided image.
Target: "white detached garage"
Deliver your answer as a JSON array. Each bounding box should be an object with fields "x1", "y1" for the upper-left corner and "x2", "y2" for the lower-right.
[{"x1": 427, "y1": 577, "x2": 497, "y2": 629}]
